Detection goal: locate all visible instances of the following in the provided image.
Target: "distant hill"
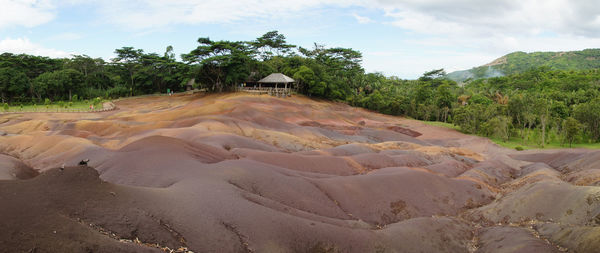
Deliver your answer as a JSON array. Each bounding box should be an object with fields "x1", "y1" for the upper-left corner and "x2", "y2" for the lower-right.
[{"x1": 447, "y1": 49, "x2": 600, "y2": 82}]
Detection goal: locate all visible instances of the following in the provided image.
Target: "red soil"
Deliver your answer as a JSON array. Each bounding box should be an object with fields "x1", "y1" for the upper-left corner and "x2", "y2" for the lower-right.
[{"x1": 1, "y1": 93, "x2": 599, "y2": 252}]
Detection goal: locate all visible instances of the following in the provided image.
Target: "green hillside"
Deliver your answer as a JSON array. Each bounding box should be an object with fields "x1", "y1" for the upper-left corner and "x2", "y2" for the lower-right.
[{"x1": 447, "y1": 49, "x2": 600, "y2": 82}]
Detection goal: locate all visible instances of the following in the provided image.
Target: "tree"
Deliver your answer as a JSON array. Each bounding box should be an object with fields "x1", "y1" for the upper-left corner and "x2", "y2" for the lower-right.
[
  {"x1": 435, "y1": 84, "x2": 454, "y2": 122},
  {"x1": 574, "y1": 99, "x2": 600, "y2": 142},
  {"x1": 0, "y1": 67, "x2": 29, "y2": 103},
  {"x1": 484, "y1": 116, "x2": 512, "y2": 142},
  {"x1": 534, "y1": 97, "x2": 551, "y2": 147},
  {"x1": 113, "y1": 47, "x2": 143, "y2": 96},
  {"x1": 252, "y1": 31, "x2": 296, "y2": 60},
  {"x1": 31, "y1": 69, "x2": 84, "y2": 101},
  {"x1": 562, "y1": 117, "x2": 581, "y2": 147},
  {"x1": 182, "y1": 37, "x2": 255, "y2": 92},
  {"x1": 293, "y1": 65, "x2": 317, "y2": 93},
  {"x1": 419, "y1": 69, "x2": 446, "y2": 82}
]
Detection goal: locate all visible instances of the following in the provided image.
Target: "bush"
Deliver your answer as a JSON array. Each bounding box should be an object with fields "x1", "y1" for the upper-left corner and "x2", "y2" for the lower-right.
[
  {"x1": 86, "y1": 88, "x2": 105, "y2": 99},
  {"x1": 106, "y1": 86, "x2": 129, "y2": 98},
  {"x1": 72, "y1": 94, "x2": 78, "y2": 101},
  {"x1": 93, "y1": 97, "x2": 102, "y2": 106},
  {"x1": 3, "y1": 103, "x2": 8, "y2": 111},
  {"x1": 515, "y1": 146, "x2": 524, "y2": 151}
]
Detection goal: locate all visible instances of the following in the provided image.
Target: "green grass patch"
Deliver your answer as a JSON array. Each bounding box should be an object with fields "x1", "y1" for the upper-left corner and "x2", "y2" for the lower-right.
[
  {"x1": 422, "y1": 120, "x2": 600, "y2": 150},
  {"x1": 1, "y1": 100, "x2": 107, "y2": 113},
  {"x1": 422, "y1": 121, "x2": 461, "y2": 131},
  {"x1": 488, "y1": 136, "x2": 600, "y2": 150},
  {"x1": 421, "y1": 121, "x2": 460, "y2": 131}
]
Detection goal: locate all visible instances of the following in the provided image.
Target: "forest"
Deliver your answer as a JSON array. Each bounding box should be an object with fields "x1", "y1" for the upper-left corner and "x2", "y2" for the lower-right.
[
  {"x1": 447, "y1": 49, "x2": 600, "y2": 82},
  {"x1": 1, "y1": 31, "x2": 599, "y2": 147}
]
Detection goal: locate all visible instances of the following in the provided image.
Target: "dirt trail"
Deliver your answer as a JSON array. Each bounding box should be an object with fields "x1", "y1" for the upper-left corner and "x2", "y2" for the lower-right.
[{"x1": 1, "y1": 93, "x2": 598, "y2": 252}]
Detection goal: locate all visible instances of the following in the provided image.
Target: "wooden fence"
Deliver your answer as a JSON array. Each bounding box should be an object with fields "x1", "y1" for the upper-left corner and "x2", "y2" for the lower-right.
[
  {"x1": 0, "y1": 102, "x2": 117, "y2": 114},
  {"x1": 238, "y1": 87, "x2": 295, "y2": 97}
]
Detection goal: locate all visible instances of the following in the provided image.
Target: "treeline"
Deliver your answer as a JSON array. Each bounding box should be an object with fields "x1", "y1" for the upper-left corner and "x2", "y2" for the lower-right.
[
  {"x1": 348, "y1": 65, "x2": 600, "y2": 147},
  {"x1": 452, "y1": 67, "x2": 600, "y2": 147},
  {"x1": 0, "y1": 47, "x2": 190, "y2": 103},
  {"x1": 1, "y1": 31, "x2": 599, "y2": 146},
  {"x1": 0, "y1": 31, "x2": 367, "y2": 104}
]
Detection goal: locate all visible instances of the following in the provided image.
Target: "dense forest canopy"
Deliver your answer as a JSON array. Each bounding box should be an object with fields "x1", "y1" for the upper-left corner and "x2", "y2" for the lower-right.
[{"x1": 1, "y1": 31, "x2": 600, "y2": 146}]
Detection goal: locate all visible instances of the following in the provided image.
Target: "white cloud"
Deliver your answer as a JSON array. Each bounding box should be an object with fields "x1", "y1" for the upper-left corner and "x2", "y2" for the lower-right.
[
  {"x1": 376, "y1": 0, "x2": 600, "y2": 38},
  {"x1": 2, "y1": 0, "x2": 599, "y2": 77},
  {"x1": 353, "y1": 13, "x2": 374, "y2": 24},
  {"x1": 81, "y1": 0, "x2": 363, "y2": 29},
  {"x1": 0, "y1": 0, "x2": 56, "y2": 28},
  {"x1": 364, "y1": 49, "x2": 498, "y2": 78},
  {"x1": 0, "y1": 37, "x2": 73, "y2": 57},
  {"x1": 47, "y1": 32, "x2": 82, "y2": 41}
]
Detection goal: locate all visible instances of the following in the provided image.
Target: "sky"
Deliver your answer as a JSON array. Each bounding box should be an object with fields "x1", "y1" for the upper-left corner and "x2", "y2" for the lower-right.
[{"x1": 1, "y1": 0, "x2": 599, "y2": 79}]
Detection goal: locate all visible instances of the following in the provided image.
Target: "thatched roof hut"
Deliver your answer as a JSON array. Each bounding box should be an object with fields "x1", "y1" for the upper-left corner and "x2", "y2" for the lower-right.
[
  {"x1": 243, "y1": 73, "x2": 295, "y2": 97},
  {"x1": 258, "y1": 73, "x2": 295, "y2": 84}
]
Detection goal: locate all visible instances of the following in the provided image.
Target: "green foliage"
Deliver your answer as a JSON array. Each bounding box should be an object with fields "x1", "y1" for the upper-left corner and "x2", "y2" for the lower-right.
[
  {"x1": 2, "y1": 103, "x2": 8, "y2": 111},
  {"x1": 93, "y1": 97, "x2": 102, "y2": 107},
  {"x1": 573, "y1": 98, "x2": 600, "y2": 142},
  {"x1": 3, "y1": 31, "x2": 600, "y2": 147},
  {"x1": 562, "y1": 117, "x2": 581, "y2": 147},
  {"x1": 515, "y1": 146, "x2": 524, "y2": 151},
  {"x1": 448, "y1": 49, "x2": 600, "y2": 82},
  {"x1": 106, "y1": 86, "x2": 130, "y2": 98}
]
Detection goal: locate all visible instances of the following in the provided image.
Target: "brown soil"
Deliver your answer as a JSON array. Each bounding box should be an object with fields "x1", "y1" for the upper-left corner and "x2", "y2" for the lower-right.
[{"x1": 1, "y1": 92, "x2": 598, "y2": 252}]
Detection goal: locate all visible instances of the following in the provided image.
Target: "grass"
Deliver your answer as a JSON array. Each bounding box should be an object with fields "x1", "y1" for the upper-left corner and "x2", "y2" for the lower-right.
[
  {"x1": 422, "y1": 121, "x2": 461, "y2": 131},
  {"x1": 1, "y1": 100, "x2": 107, "y2": 113},
  {"x1": 422, "y1": 121, "x2": 600, "y2": 150},
  {"x1": 489, "y1": 136, "x2": 600, "y2": 150}
]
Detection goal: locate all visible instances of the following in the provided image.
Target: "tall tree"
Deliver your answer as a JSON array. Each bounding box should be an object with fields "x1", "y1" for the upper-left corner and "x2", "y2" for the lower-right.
[
  {"x1": 183, "y1": 37, "x2": 255, "y2": 92},
  {"x1": 113, "y1": 47, "x2": 144, "y2": 96},
  {"x1": 252, "y1": 31, "x2": 296, "y2": 60},
  {"x1": 0, "y1": 67, "x2": 29, "y2": 103}
]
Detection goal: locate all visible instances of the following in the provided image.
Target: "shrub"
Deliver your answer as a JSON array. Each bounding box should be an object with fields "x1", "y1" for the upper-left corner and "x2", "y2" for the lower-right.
[
  {"x1": 515, "y1": 146, "x2": 524, "y2": 151},
  {"x1": 93, "y1": 97, "x2": 102, "y2": 106},
  {"x1": 72, "y1": 94, "x2": 78, "y2": 101},
  {"x1": 106, "y1": 86, "x2": 129, "y2": 98},
  {"x1": 3, "y1": 103, "x2": 8, "y2": 111}
]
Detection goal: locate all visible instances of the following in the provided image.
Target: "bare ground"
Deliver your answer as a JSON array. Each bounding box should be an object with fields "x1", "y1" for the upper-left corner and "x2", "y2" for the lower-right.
[{"x1": 1, "y1": 93, "x2": 599, "y2": 252}]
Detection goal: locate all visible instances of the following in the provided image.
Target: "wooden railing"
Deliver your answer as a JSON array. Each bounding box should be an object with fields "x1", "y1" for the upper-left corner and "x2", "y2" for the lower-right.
[{"x1": 238, "y1": 87, "x2": 295, "y2": 97}]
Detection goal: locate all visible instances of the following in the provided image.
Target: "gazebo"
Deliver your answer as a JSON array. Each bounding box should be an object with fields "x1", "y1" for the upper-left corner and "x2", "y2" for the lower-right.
[{"x1": 256, "y1": 73, "x2": 295, "y2": 97}]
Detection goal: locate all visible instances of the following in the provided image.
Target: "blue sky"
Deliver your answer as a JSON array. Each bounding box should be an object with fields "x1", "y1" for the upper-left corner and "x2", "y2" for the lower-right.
[{"x1": 1, "y1": 0, "x2": 600, "y2": 79}]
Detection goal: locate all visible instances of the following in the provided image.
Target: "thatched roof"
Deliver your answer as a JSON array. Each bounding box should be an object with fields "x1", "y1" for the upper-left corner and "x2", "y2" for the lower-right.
[{"x1": 258, "y1": 73, "x2": 295, "y2": 83}]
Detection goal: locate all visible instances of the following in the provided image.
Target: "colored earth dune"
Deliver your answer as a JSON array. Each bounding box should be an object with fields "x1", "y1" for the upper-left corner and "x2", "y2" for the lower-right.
[{"x1": 1, "y1": 93, "x2": 599, "y2": 252}]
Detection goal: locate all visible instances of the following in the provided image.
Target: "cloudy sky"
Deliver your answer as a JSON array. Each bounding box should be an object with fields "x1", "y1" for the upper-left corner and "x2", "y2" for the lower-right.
[{"x1": 1, "y1": 0, "x2": 599, "y2": 78}]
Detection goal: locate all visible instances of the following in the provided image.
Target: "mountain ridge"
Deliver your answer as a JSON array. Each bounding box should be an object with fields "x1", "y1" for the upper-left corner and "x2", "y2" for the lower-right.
[{"x1": 447, "y1": 48, "x2": 600, "y2": 82}]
